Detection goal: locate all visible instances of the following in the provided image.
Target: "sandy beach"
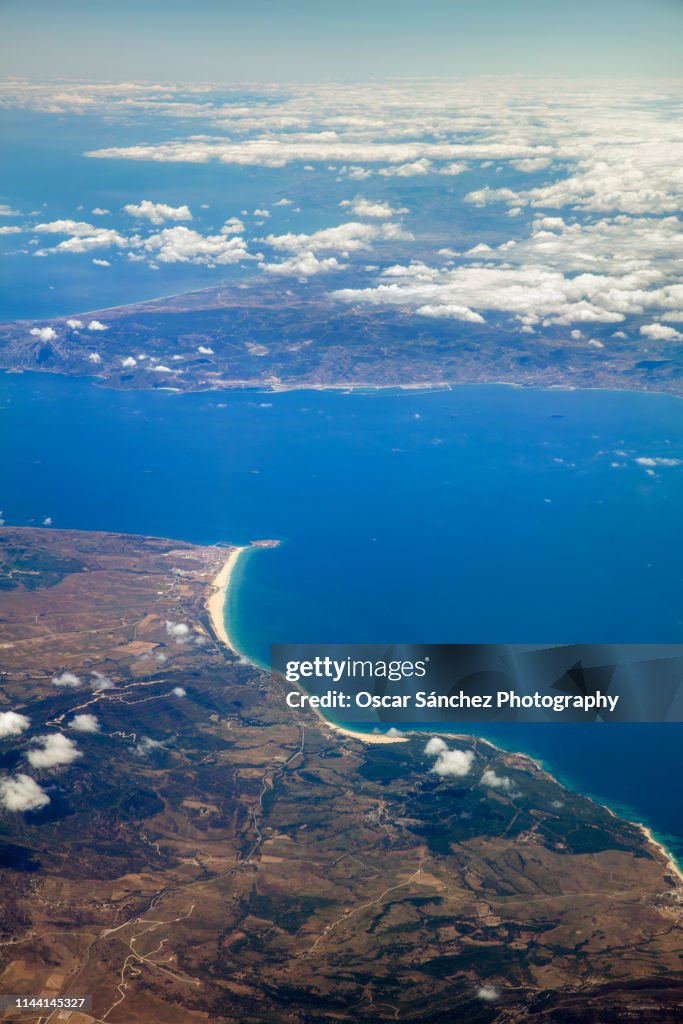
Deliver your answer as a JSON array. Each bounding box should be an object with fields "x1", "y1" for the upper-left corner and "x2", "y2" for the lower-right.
[{"x1": 207, "y1": 546, "x2": 248, "y2": 655}]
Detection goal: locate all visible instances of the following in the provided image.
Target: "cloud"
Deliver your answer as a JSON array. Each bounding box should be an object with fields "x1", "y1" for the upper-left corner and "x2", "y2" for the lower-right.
[
  {"x1": 430, "y1": 748, "x2": 474, "y2": 778},
  {"x1": 264, "y1": 220, "x2": 411, "y2": 257},
  {"x1": 27, "y1": 733, "x2": 82, "y2": 768},
  {"x1": 424, "y1": 736, "x2": 448, "y2": 756},
  {"x1": 476, "y1": 986, "x2": 500, "y2": 1003},
  {"x1": 0, "y1": 204, "x2": 21, "y2": 216},
  {"x1": 88, "y1": 320, "x2": 108, "y2": 331},
  {"x1": 172, "y1": 687, "x2": 187, "y2": 698},
  {"x1": 42, "y1": 516, "x2": 52, "y2": 526},
  {"x1": 0, "y1": 774, "x2": 50, "y2": 812},
  {"x1": 52, "y1": 671, "x2": 82, "y2": 688},
  {"x1": 166, "y1": 620, "x2": 190, "y2": 642},
  {"x1": 135, "y1": 736, "x2": 165, "y2": 756},
  {"x1": 124, "y1": 199, "x2": 193, "y2": 225},
  {"x1": 91, "y1": 671, "x2": 114, "y2": 690},
  {"x1": 69, "y1": 713, "x2": 100, "y2": 733},
  {"x1": 197, "y1": 345, "x2": 214, "y2": 354},
  {"x1": 0, "y1": 711, "x2": 31, "y2": 739},
  {"x1": 640, "y1": 323, "x2": 682, "y2": 341},
  {"x1": 634, "y1": 456, "x2": 682, "y2": 468},
  {"x1": 378, "y1": 159, "x2": 432, "y2": 177},
  {"x1": 92, "y1": 258, "x2": 111, "y2": 266},
  {"x1": 480, "y1": 768, "x2": 513, "y2": 791},
  {"x1": 29, "y1": 326, "x2": 57, "y2": 342},
  {"x1": 259, "y1": 252, "x2": 344, "y2": 278},
  {"x1": 253, "y1": 208, "x2": 270, "y2": 218},
  {"x1": 34, "y1": 219, "x2": 128, "y2": 253},
  {"x1": 88, "y1": 352, "x2": 102, "y2": 363},
  {"x1": 92, "y1": 207, "x2": 110, "y2": 215},
  {"x1": 0, "y1": 225, "x2": 22, "y2": 235},
  {"x1": 66, "y1": 318, "x2": 84, "y2": 329},
  {"x1": 133, "y1": 225, "x2": 249, "y2": 266},
  {"x1": 274, "y1": 198, "x2": 292, "y2": 206},
  {"x1": 121, "y1": 356, "x2": 137, "y2": 368},
  {"x1": 340, "y1": 197, "x2": 408, "y2": 219}
]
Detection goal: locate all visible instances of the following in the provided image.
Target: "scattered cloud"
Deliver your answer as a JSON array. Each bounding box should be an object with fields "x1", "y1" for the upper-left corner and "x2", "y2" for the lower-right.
[
  {"x1": 52, "y1": 671, "x2": 82, "y2": 688},
  {"x1": 124, "y1": 199, "x2": 193, "y2": 225},
  {"x1": 166, "y1": 620, "x2": 190, "y2": 642},
  {"x1": 0, "y1": 711, "x2": 31, "y2": 739},
  {"x1": 0, "y1": 774, "x2": 50, "y2": 812},
  {"x1": 424, "y1": 736, "x2": 448, "y2": 756},
  {"x1": 172, "y1": 686, "x2": 187, "y2": 698},
  {"x1": 134, "y1": 225, "x2": 249, "y2": 266},
  {"x1": 340, "y1": 197, "x2": 408, "y2": 219},
  {"x1": 91, "y1": 671, "x2": 114, "y2": 690},
  {"x1": 430, "y1": 747, "x2": 474, "y2": 778},
  {"x1": 640, "y1": 323, "x2": 682, "y2": 341},
  {"x1": 480, "y1": 768, "x2": 513, "y2": 791},
  {"x1": 66, "y1": 318, "x2": 84, "y2": 329},
  {"x1": 476, "y1": 986, "x2": 500, "y2": 1003},
  {"x1": 197, "y1": 345, "x2": 214, "y2": 354},
  {"x1": 29, "y1": 326, "x2": 57, "y2": 342},
  {"x1": 88, "y1": 320, "x2": 108, "y2": 331},
  {"x1": 27, "y1": 733, "x2": 82, "y2": 768},
  {"x1": 69, "y1": 713, "x2": 100, "y2": 733}
]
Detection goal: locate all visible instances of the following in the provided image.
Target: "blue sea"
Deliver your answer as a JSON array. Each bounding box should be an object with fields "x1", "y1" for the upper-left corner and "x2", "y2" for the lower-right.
[{"x1": 2, "y1": 370, "x2": 683, "y2": 862}]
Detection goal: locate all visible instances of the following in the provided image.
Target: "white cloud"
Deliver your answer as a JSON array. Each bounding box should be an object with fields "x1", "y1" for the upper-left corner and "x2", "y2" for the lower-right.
[
  {"x1": 34, "y1": 219, "x2": 128, "y2": 253},
  {"x1": 92, "y1": 207, "x2": 110, "y2": 215},
  {"x1": 0, "y1": 204, "x2": 21, "y2": 216},
  {"x1": 340, "y1": 197, "x2": 408, "y2": 219},
  {"x1": 640, "y1": 323, "x2": 682, "y2": 341},
  {"x1": 92, "y1": 258, "x2": 111, "y2": 266},
  {"x1": 274, "y1": 197, "x2": 292, "y2": 206},
  {"x1": 91, "y1": 671, "x2": 114, "y2": 690},
  {"x1": 88, "y1": 320, "x2": 108, "y2": 331},
  {"x1": 66, "y1": 318, "x2": 84, "y2": 329},
  {"x1": 124, "y1": 200, "x2": 192, "y2": 225},
  {"x1": 476, "y1": 986, "x2": 500, "y2": 1003},
  {"x1": 88, "y1": 352, "x2": 102, "y2": 363},
  {"x1": 172, "y1": 686, "x2": 187, "y2": 698},
  {"x1": 166, "y1": 620, "x2": 190, "y2": 642},
  {"x1": 260, "y1": 252, "x2": 344, "y2": 278},
  {"x1": 431, "y1": 748, "x2": 474, "y2": 778},
  {"x1": 0, "y1": 774, "x2": 50, "y2": 812},
  {"x1": 424, "y1": 736, "x2": 448, "y2": 756},
  {"x1": 69, "y1": 713, "x2": 100, "y2": 733},
  {"x1": 0, "y1": 711, "x2": 31, "y2": 738},
  {"x1": 264, "y1": 220, "x2": 411, "y2": 257},
  {"x1": 378, "y1": 159, "x2": 432, "y2": 177},
  {"x1": 253, "y1": 208, "x2": 270, "y2": 217},
  {"x1": 480, "y1": 768, "x2": 513, "y2": 791},
  {"x1": 121, "y1": 356, "x2": 137, "y2": 368},
  {"x1": 52, "y1": 671, "x2": 82, "y2": 688},
  {"x1": 27, "y1": 733, "x2": 82, "y2": 768},
  {"x1": 634, "y1": 456, "x2": 681, "y2": 468},
  {"x1": 197, "y1": 345, "x2": 214, "y2": 354},
  {"x1": 0, "y1": 225, "x2": 22, "y2": 235},
  {"x1": 133, "y1": 225, "x2": 249, "y2": 266},
  {"x1": 42, "y1": 516, "x2": 52, "y2": 526},
  {"x1": 29, "y1": 326, "x2": 57, "y2": 342}
]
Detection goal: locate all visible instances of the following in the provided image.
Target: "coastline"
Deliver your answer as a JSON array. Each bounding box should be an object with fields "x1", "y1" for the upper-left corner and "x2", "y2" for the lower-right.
[
  {"x1": 207, "y1": 546, "x2": 249, "y2": 656},
  {"x1": 202, "y1": 549, "x2": 683, "y2": 881}
]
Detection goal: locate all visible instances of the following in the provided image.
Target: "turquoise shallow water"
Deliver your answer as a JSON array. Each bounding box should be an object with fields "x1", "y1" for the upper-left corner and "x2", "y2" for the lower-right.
[{"x1": 2, "y1": 370, "x2": 683, "y2": 860}]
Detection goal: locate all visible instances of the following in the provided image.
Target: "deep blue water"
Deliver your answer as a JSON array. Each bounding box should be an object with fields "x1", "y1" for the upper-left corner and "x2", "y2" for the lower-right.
[{"x1": 2, "y1": 370, "x2": 683, "y2": 860}]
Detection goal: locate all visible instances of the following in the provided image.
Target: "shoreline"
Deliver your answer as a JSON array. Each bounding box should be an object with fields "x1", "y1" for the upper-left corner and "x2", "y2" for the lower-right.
[
  {"x1": 202, "y1": 549, "x2": 683, "y2": 883},
  {"x1": 207, "y1": 546, "x2": 249, "y2": 656},
  {"x1": 5, "y1": 366, "x2": 683, "y2": 404}
]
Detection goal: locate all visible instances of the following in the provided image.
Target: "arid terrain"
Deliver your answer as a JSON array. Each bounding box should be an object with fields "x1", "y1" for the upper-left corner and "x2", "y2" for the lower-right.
[
  {"x1": 3, "y1": 278, "x2": 683, "y2": 397},
  {"x1": 0, "y1": 527, "x2": 682, "y2": 1023}
]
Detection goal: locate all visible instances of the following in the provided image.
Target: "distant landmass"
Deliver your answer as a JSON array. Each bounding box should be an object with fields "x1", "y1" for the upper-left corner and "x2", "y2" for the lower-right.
[
  {"x1": 0, "y1": 526, "x2": 681, "y2": 1023},
  {"x1": 2, "y1": 277, "x2": 683, "y2": 396}
]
